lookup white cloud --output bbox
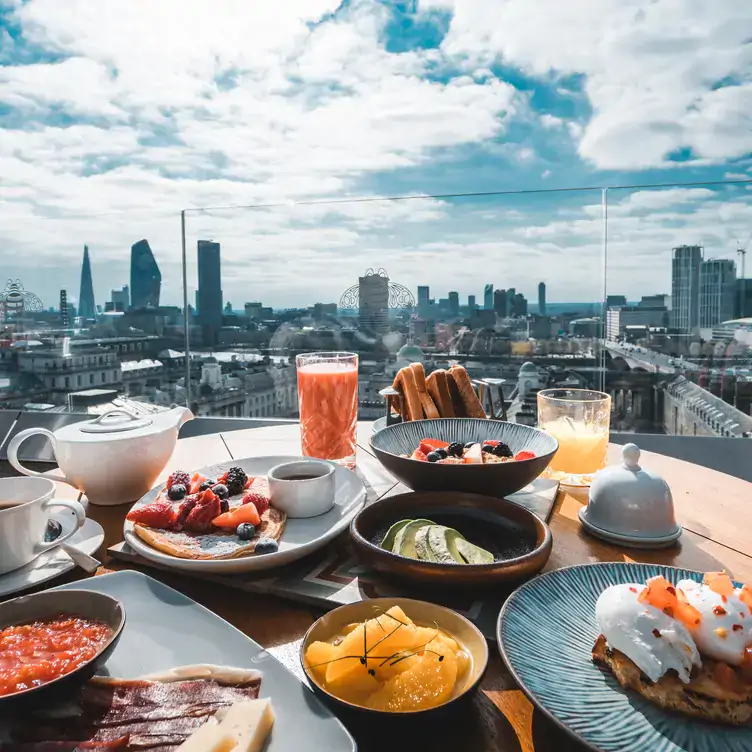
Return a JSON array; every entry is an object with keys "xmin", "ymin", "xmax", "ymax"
[
  {"xmin": 432, "ymin": 0, "xmax": 752, "ymax": 169},
  {"xmin": 540, "ymin": 114, "xmax": 563, "ymax": 130}
]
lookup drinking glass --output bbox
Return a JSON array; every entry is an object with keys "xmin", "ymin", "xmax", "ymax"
[
  {"xmin": 297, "ymin": 352, "xmax": 359, "ymax": 468},
  {"xmin": 537, "ymin": 388, "xmax": 611, "ymax": 482}
]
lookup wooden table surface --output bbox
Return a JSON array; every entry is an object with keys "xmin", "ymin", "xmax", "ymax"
[{"xmin": 6, "ymin": 423, "xmax": 752, "ymax": 752}]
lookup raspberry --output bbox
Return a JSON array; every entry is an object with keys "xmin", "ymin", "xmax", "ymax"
[
  {"xmin": 166, "ymin": 470, "xmax": 191, "ymax": 490},
  {"xmin": 173, "ymin": 497, "xmax": 198, "ymax": 530},
  {"xmin": 242, "ymin": 492, "xmax": 269, "ymax": 516},
  {"xmin": 127, "ymin": 500, "xmax": 176, "ymax": 529},
  {"xmin": 183, "ymin": 493, "xmax": 221, "ymax": 533}
]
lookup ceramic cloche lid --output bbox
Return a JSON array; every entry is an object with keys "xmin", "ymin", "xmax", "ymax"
[{"xmin": 578, "ymin": 443, "xmax": 682, "ymax": 549}]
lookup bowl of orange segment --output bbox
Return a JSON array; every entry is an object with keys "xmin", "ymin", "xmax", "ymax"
[{"xmin": 301, "ymin": 597, "xmax": 488, "ymax": 717}]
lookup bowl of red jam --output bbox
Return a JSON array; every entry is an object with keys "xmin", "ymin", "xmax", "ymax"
[{"xmin": 0, "ymin": 589, "xmax": 125, "ymax": 704}]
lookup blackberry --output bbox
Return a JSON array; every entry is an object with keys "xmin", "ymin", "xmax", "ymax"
[
  {"xmin": 225, "ymin": 466, "xmax": 248, "ymax": 496},
  {"xmin": 447, "ymin": 442, "xmax": 464, "ymax": 457},
  {"xmin": 212, "ymin": 484, "xmax": 229, "ymax": 499},
  {"xmin": 167, "ymin": 483, "xmax": 187, "ymax": 501},
  {"xmin": 492, "ymin": 442, "xmax": 514, "ymax": 458}
]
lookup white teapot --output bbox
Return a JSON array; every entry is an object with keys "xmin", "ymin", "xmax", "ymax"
[{"xmin": 7, "ymin": 407, "xmax": 193, "ymax": 506}]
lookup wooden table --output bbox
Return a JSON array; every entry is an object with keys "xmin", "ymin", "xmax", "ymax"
[{"xmin": 5, "ymin": 423, "xmax": 752, "ymax": 751}]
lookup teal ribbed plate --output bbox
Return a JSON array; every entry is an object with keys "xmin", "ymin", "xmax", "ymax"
[{"xmin": 498, "ymin": 562, "xmax": 749, "ymax": 752}]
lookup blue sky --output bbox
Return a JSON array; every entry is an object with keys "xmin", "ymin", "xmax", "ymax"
[{"xmin": 0, "ymin": 0, "xmax": 750, "ymax": 310}]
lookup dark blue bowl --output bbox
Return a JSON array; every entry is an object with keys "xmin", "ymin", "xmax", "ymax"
[{"xmin": 370, "ymin": 418, "xmax": 558, "ymax": 498}]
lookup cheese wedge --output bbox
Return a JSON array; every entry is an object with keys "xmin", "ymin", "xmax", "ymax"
[
  {"xmin": 176, "ymin": 722, "xmax": 237, "ymax": 752},
  {"xmin": 215, "ymin": 699, "xmax": 275, "ymax": 752}
]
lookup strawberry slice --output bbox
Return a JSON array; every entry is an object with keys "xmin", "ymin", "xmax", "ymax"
[
  {"xmin": 514, "ymin": 450, "xmax": 536, "ymax": 461},
  {"xmin": 410, "ymin": 449, "xmax": 429, "ymax": 462},
  {"xmin": 188, "ymin": 473, "xmax": 207, "ymax": 495},
  {"xmin": 183, "ymin": 491, "xmax": 221, "ymax": 533},
  {"xmin": 483, "ymin": 440, "xmax": 499, "ymax": 447},
  {"xmin": 244, "ymin": 476, "xmax": 257, "ymax": 489},
  {"xmin": 418, "ymin": 438, "xmax": 449, "ymax": 455},
  {"xmin": 127, "ymin": 500, "xmax": 176, "ymax": 529},
  {"xmin": 213, "ymin": 503, "xmax": 261, "ymax": 529}
]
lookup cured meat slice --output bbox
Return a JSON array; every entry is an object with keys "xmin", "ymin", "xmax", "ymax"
[{"xmin": 2, "ymin": 665, "xmax": 261, "ymax": 752}]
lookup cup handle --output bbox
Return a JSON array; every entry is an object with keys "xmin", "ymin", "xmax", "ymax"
[
  {"xmin": 36, "ymin": 498, "xmax": 87, "ymax": 553},
  {"xmin": 6, "ymin": 428, "xmax": 72, "ymax": 485}
]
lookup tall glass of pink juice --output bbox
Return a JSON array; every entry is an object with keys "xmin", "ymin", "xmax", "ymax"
[{"xmin": 296, "ymin": 352, "xmax": 359, "ymax": 468}]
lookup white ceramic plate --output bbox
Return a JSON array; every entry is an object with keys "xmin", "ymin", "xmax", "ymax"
[
  {"xmin": 123, "ymin": 455, "xmax": 367, "ymax": 574},
  {"xmin": 0, "ymin": 514, "xmax": 104, "ymax": 598}
]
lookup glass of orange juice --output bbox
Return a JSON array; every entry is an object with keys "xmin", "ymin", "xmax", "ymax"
[
  {"xmin": 296, "ymin": 352, "xmax": 359, "ymax": 468},
  {"xmin": 537, "ymin": 388, "xmax": 611, "ymax": 483}
]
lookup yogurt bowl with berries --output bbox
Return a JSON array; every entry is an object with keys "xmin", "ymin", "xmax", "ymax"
[{"xmin": 370, "ymin": 418, "xmax": 559, "ymax": 497}]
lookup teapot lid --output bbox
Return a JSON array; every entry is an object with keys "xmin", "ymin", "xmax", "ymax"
[{"xmin": 78, "ymin": 409, "xmax": 153, "ymax": 434}]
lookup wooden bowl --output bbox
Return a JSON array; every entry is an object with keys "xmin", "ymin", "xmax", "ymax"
[
  {"xmin": 370, "ymin": 418, "xmax": 558, "ymax": 497},
  {"xmin": 300, "ymin": 597, "xmax": 488, "ymax": 717},
  {"xmin": 350, "ymin": 491, "xmax": 552, "ymax": 587},
  {"xmin": 0, "ymin": 589, "xmax": 125, "ymax": 707}
]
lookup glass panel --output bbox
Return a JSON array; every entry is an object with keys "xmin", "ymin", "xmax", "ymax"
[
  {"xmin": 0, "ymin": 210, "xmax": 187, "ymax": 414},
  {"xmin": 182, "ymin": 188, "xmax": 605, "ymax": 430},
  {"xmin": 605, "ymin": 181, "xmax": 752, "ymax": 437}
]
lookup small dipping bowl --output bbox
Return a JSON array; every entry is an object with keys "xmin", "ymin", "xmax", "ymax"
[{"xmin": 267, "ymin": 459, "xmax": 336, "ymax": 518}]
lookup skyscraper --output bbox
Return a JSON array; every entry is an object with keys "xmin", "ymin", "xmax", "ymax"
[
  {"xmin": 468, "ymin": 294, "xmax": 476, "ymax": 310},
  {"xmin": 448, "ymin": 291, "xmax": 460, "ymax": 317},
  {"xmin": 700, "ymin": 259, "xmax": 736, "ymax": 327},
  {"xmin": 538, "ymin": 282, "xmax": 546, "ymax": 315},
  {"xmin": 197, "ymin": 240, "xmax": 223, "ymax": 343},
  {"xmin": 111, "ymin": 285, "xmax": 129, "ymax": 311},
  {"xmin": 358, "ymin": 271, "xmax": 389, "ymax": 334},
  {"xmin": 78, "ymin": 245, "xmax": 96, "ymax": 320},
  {"xmin": 417, "ymin": 285, "xmax": 430, "ymax": 318},
  {"xmin": 130, "ymin": 239, "xmax": 161, "ymax": 309},
  {"xmin": 493, "ymin": 289, "xmax": 507, "ymax": 317},
  {"xmin": 59, "ymin": 290, "xmax": 69, "ymax": 328},
  {"xmin": 671, "ymin": 245, "xmax": 703, "ymax": 333},
  {"xmin": 484, "ymin": 284, "xmax": 493, "ymax": 310}
]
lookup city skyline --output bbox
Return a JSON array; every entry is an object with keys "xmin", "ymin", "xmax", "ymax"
[{"xmin": 1, "ymin": 3, "xmax": 750, "ymax": 309}]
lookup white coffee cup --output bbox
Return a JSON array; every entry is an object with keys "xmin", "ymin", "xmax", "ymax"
[
  {"xmin": 0, "ymin": 477, "xmax": 86, "ymax": 575},
  {"xmin": 267, "ymin": 460, "xmax": 336, "ymax": 518}
]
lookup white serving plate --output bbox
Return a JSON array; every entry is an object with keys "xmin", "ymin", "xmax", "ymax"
[{"xmin": 123, "ymin": 455, "xmax": 366, "ymax": 574}]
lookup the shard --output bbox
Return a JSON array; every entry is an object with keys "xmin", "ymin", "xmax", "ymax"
[
  {"xmin": 130, "ymin": 239, "xmax": 161, "ymax": 309},
  {"xmin": 78, "ymin": 245, "xmax": 96, "ymax": 320}
]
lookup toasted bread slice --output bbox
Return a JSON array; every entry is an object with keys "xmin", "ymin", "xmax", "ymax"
[
  {"xmin": 410, "ymin": 363, "xmax": 439, "ymax": 419},
  {"xmin": 394, "ymin": 367, "xmax": 423, "ymax": 421},
  {"xmin": 449, "ymin": 365, "xmax": 486, "ymax": 419},
  {"xmin": 446, "ymin": 370, "xmax": 467, "ymax": 416},
  {"xmin": 592, "ymin": 634, "xmax": 752, "ymax": 725},
  {"xmin": 426, "ymin": 370, "xmax": 455, "ymax": 418}
]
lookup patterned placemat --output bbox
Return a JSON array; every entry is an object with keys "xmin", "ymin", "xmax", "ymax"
[{"xmin": 108, "ymin": 478, "xmax": 560, "ymax": 640}]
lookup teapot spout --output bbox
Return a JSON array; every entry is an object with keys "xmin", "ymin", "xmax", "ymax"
[{"xmin": 167, "ymin": 405, "xmax": 194, "ymax": 429}]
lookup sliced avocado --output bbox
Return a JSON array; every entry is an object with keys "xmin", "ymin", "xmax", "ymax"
[
  {"xmin": 380, "ymin": 519, "xmax": 413, "ymax": 551},
  {"xmin": 455, "ymin": 537, "xmax": 495, "ymax": 565},
  {"xmin": 414, "ymin": 525, "xmax": 437, "ymax": 562},
  {"xmin": 427, "ymin": 525, "xmax": 466, "ymax": 564},
  {"xmin": 393, "ymin": 519, "xmax": 435, "ymax": 559}
]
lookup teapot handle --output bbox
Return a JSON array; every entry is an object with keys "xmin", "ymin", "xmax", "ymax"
[
  {"xmin": 6, "ymin": 428, "xmax": 73, "ymax": 486},
  {"xmin": 89, "ymin": 409, "xmax": 142, "ymax": 425}
]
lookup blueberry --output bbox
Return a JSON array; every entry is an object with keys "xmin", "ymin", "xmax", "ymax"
[
  {"xmin": 236, "ymin": 522, "xmax": 256, "ymax": 541},
  {"xmin": 434, "ymin": 447, "xmax": 448, "ymax": 459},
  {"xmin": 255, "ymin": 538, "xmax": 279, "ymax": 555},
  {"xmin": 199, "ymin": 479, "xmax": 216, "ymax": 491},
  {"xmin": 426, "ymin": 451, "xmax": 441, "ymax": 462},
  {"xmin": 464, "ymin": 441, "xmax": 476, "ymax": 449},
  {"xmin": 212, "ymin": 483, "xmax": 229, "ymax": 499},
  {"xmin": 481, "ymin": 443, "xmax": 496, "ymax": 454},
  {"xmin": 447, "ymin": 442, "xmax": 464, "ymax": 457},
  {"xmin": 493, "ymin": 442, "xmax": 513, "ymax": 458},
  {"xmin": 167, "ymin": 483, "xmax": 186, "ymax": 501}
]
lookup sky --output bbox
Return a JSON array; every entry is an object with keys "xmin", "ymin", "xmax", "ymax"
[{"xmin": 0, "ymin": 0, "xmax": 751, "ymax": 311}]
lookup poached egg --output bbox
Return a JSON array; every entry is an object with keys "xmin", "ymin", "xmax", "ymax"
[
  {"xmin": 596, "ymin": 583, "xmax": 701, "ymax": 684},
  {"xmin": 676, "ymin": 579, "xmax": 752, "ymax": 666}
]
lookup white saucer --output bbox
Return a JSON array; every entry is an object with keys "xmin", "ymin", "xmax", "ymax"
[
  {"xmin": 124, "ymin": 455, "xmax": 367, "ymax": 574},
  {"xmin": 578, "ymin": 506, "xmax": 682, "ymax": 549},
  {"xmin": 0, "ymin": 515, "xmax": 105, "ymax": 598}
]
